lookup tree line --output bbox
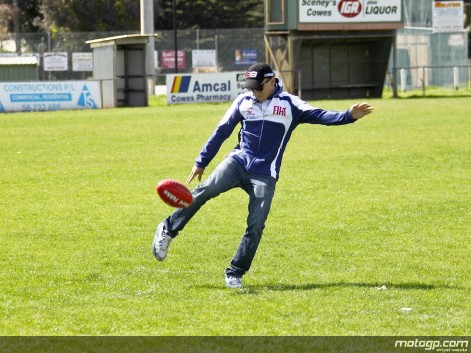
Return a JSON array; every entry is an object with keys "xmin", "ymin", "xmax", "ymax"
[{"xmin": 0, "ymin": 0, "xmax": 264, "ymax": 36}]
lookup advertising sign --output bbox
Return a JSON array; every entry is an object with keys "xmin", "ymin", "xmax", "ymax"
[
  {"xmin": 0, "ymin": 81, "xmax": 101, "ymax": 113},
  {"xmin": 161, "ymin": 50, "xmax": 186, "ymax": 69},
  {"xmin": 433, "ymin": 1, "xmax": 464, "ymax": 33},
  {"xmin": 299, "ymin": 0, "xmax": 402, "ymax": 23},
  {"xmin": 44, "ymin": 52, "xmax": 68, "ymax": 71},
  {"xmin": 72, "ymin": 52, "xmax": 93, "ymax": 71},
  {"xmin": 166, "ymin": 72, "xmax": 246, "ymax": 105},
  {"xmin": 192, "ymin": 50, "xmax": 217, "ymax": 68},
  {"xmin": 235, "ymin": 49, "xmax": 258, "ymax": 66},
  {"xmin": 448, "ymin": 33, "xmax": 465, "ymax": 47}
]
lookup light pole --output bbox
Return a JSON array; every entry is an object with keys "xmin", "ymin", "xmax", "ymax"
[
  {"xmin": 173, "ymin": 0, "xmax": 178, "ymax": 73},
  {"xmin": 140, "ymin": 0, "xmax": 155, "ymax": 96},
  {"xmin": 13, "ymin": 0, "xmax": 20, "ymax": 54}
]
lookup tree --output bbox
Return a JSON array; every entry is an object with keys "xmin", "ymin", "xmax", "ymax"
[
  {"xmin": 0, "ymin": 4, "xmax": 13, "ymax": 39},
  {"xmin": 36, "ymin": 0, "xmax": 139, "ymax": 32},
  {"xmin": 155, "ymin": 0, "xmax": 264, "ymax": 30},
  {"xmin": 1, "ymin": 0, "xmax": 264, "ymax": 34},
  {"xmin": 0, "ymin": 0, "xmax": 41, "ymax": 33}
]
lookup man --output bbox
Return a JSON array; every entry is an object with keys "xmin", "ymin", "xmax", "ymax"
[{"xmin": 153, "ymin": 62, "xmax": 373, "ymax": 289}]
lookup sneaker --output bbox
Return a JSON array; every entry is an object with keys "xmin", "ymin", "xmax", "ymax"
[
  {"xmin": 152, "ymin": 223, "xmax": 172, "ymax": 261},
  {"xmin": 225, "ymin": 275, "xmax": 243, "ymax": 289}
]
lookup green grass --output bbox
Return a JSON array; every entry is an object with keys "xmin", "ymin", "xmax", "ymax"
[{"xmin": 0, "ymin": 96, "xmax": 470, "ymax": 336}]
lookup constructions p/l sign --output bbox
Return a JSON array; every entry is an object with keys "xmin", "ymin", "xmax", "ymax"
[
  {"xmin": 299, "ymin": 0, "xmax": 402, "ymax": 23},
  {"xmin": 0, "ymin": 81, "xmax": 101, "ymax": 113}
]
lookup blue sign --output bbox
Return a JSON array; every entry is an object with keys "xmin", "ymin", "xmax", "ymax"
[
  {"xmin": 77, "ymin": 84, "xmax": 98, "ymax": 108},
  {"xmin": 235, "ymin": 49, "xmax": 258, "ymax": 66},
  {"xmin": 11, "ymin": 93, "xmax": 72, "ymax": 102},
  {"xmin": 0, "ymin": 81, "xmax": 101, "ymax": 113}
]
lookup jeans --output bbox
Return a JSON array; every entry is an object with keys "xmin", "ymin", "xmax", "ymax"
[{"xmin": 163, "ymin": 157, "xmax": 276, "ymax": 278}]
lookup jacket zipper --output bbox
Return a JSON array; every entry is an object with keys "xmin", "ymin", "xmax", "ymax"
[{"xmin": 247, "ymin": 102, "xmax": 267, "ymax": 171}]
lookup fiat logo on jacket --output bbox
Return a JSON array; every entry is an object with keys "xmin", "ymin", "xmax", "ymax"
[{"xmin": 338, "ymin": 0, "xmax": 362, "ymax": 18}]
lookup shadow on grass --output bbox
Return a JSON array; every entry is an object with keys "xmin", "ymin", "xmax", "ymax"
[
  {"xmin": 198, "ymin": 281, "xmax": 462, "ymax": 294},
  {"xmin": 393, "ymin": 94, "xmax": 471, "ymax": 99},
  {"xmin": 250, "ymin": 281, "xmax": 458, "ymax": 291}
]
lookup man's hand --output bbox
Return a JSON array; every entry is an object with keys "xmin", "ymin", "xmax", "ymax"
[
  {"xmin": 349, "ymin": 102, "xmax": 374, "ymax": 120},
  {"xmin": 187, "ymin": 165, "xmax": 205, "ymax": 184}
]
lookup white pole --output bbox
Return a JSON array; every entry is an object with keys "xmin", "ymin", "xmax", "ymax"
[
  {"xmin": 422, "ymin": 67, "xmax": 427, "ymax": 97},
  {"xmin": 400, "ymin": 68, "xmax": 406, "ymax": 92},
  {"xmin": 140, "ymin": 0, "xmax": 155, "ymax": 97},
  {"xmin": 468, "ymin": 60, "xmax": 471, "ymax": 90},
  {"xmin": 453, "ymin": 66, "xmax": 459, "ymax": 90},
  {"xmin": 13, "ymin": 0, "xmax": 20, "ymax": 54}
]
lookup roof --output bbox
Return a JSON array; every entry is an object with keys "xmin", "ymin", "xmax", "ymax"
[
  {"xmin": 0, "ymin": 56, "xmax": 38, "ymax": 65},
  {"xmin": 86, "ymin": 34, "xmax": 160, "ymax": 48}
]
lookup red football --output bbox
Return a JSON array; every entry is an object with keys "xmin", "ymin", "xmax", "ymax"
[{"xmin": 156, "ymin": 179, "xmax": 193, "ymax": 208}]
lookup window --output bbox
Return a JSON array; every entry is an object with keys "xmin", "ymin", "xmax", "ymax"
[{"xmin": 266, "ymin": 0, "xmax": 285, "ymax": 25}]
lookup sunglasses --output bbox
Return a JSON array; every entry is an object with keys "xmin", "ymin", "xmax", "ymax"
[{"xmin": 250, "ymin": 79, "xmax": 270, "ymax": 92}]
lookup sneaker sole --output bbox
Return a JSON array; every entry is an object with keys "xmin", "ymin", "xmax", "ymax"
[
  {"xmin": 225, "ymin": 278, "xmax": 243, "ymax": 289},
  {"xmin": 226, "ymin": 284, "xmax": 243, "ymax": 289},
  {"xmin": 152, "ymin": 223, "xmax": 167, "ymax": 261}
]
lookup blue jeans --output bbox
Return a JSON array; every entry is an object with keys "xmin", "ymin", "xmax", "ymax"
[{"xmin": 162, "ymin": 157, "xmax": 276, "ymax": 278}]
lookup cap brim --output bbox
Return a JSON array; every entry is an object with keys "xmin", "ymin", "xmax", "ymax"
[{"xmin": 243, "ymin": 79, "xmax": 260, "ymax": 89}]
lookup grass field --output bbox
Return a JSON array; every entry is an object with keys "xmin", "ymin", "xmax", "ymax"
[{"xmin": 1, "ymin": 96, "xmax": 470, "ymax": 336}]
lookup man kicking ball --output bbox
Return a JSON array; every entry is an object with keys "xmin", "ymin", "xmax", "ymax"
[{"xmin": 153, "ymin": 62, "xmax": 374, "ymax": 288}]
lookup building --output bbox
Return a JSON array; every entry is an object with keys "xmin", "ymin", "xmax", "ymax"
[{"xmin": 264, "ymin": 0, "xmax": 469, "ymax": 98}]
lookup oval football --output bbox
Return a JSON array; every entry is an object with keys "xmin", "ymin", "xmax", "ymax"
[{"xmin": 156, "ymin": 179, "xmax": 193, "ymax": 208}]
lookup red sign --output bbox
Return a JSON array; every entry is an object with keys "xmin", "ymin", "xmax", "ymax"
[
  {"xmin": 161, "ymin": 50, "xmax": 186, "ymax": 69},
  {"xmin": 338, "ymin": 0, "xmax": 362, "ymax": 18}
]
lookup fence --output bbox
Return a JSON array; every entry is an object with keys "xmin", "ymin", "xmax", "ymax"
[
  {"xmin": 2, "ymin": 28, "xmax": 471, "ymax": 97},
  {"xmin": 390, "ymin": 26, "xmax": 471, "ymax": 96},
  {"xmin": 404, "ymin": 65, "xmax": 469, "ymax": 89},
  {"xmin": 0, "ymin": 29, "xmax": 266, "ymax": 83},
  {"xmin": 387, "ymin": 63, "xmax": 471, "ymax": 93}
]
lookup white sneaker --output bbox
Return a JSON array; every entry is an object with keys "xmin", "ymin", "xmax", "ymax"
[
  {"xmin": 152, "ymin": 223, "xmax": 172, "ymax": 261},
  {"xmin": 225, "ymin": 275, "xmax": 243, "ymax": 289}
]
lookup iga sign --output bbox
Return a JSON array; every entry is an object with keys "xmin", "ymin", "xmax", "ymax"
[
  {"xmin": 166, "ymin": 72, "xmax": 246, "ymax": 105},
  {"xmin": 299, "ymin": 0, "xmax": 402, "ymax": 23}
]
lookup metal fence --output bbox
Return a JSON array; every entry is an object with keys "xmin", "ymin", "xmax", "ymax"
[
  {"xmin": 389, "ymin": 27, "xmax": 471, "ymax": 95},
  {"xmin": 398, "ymin": 65, "xmax": 471, "ymax": 91},
  {"xmin": 0, "ymin": 29, "xmax": 266, "ymax": 83},
  {"xmin": 387, "ymin": 64, "xmax": 471, "ymax": 92},
  {"xmin": 2, "ymin": 28, "xmax": 470, "ymax": 97}
]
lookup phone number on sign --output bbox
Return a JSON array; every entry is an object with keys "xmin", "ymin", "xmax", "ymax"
[{"xmin": 22, "ymin": 103, "xmax": 62, "ymax": 112}]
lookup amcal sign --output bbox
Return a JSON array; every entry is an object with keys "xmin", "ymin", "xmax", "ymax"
[
  {"xmin": 170, "ymin": 76, "xmax": 231, "ymax": 94},
  {"xmin": 338, "ymin": 0, "xmax": 362, "ymax": 18},
  {"xmin": 166, "ymin": 72, "xmax": 245, "ymax": 105}
]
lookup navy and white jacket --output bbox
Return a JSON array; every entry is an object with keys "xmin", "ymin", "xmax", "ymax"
[{"xmin": 195, "ymin": 79, "xmax": 356, "ymax": 180}]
